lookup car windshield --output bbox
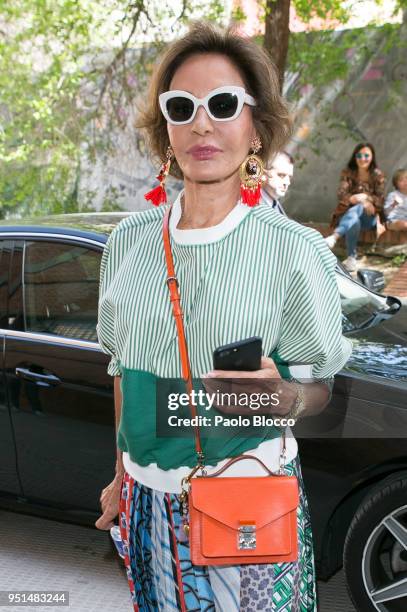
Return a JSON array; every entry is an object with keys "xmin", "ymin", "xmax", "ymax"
[{"xmin": 338, "ymin": 271, "xmax": 388, "ymax": 332}]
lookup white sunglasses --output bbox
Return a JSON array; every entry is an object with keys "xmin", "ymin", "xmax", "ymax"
[{"xmin": 159, "ymin": 86, "xmax": 256, "ymax": 125}]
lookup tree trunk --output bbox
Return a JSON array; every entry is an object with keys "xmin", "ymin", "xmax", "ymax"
[{"xmin": 263, "ymin": 0, "xmax": 291, "ymax": 92}]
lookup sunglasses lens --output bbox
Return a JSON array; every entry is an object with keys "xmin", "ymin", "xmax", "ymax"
[
  {"xmin": 166, "ymin": 97, "xmax": 194, "ymax": 123},
  {"xmin": 208, "ymin": 92, "xmax": 239, "ymax": 119}
]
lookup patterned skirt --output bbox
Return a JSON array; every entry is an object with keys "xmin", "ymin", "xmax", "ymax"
[{"xmin": 119, "ymin": 456, "xmax": 317, "ymax": 612}]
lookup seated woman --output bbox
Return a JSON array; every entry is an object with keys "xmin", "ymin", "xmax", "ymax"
[
  {"xmin": 384, "ymin": 168, "xmax": 407, "ymax": 231},
  {"xmin": 325, "ymin": 143, "xmax": 385, "ymax": 271}
]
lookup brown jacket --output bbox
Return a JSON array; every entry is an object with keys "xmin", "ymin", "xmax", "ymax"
[{"xmin": 330, "ymin": 167, "xmax": 386, "ymax": 230}]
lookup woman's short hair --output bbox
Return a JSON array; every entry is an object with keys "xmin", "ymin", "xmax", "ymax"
[
  {"xmin": 137, "ymin": 21, "xmax": 292, "ymax": 179},
  {"xmin": 392, "ymin": 168, "xmax": 407, "ymax": 189},
  {"xmin": 347, "ymin": 142, "xmax": 378, "ymax": 175}
]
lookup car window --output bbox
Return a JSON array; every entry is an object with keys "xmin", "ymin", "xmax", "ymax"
[
  {"xmin": 0, "ymin": 240, "xmax": 10, "ymax": 328},
  {"xmin": 0, "ymin": 240, "xmax": 24, "ymax": 331},
  {"xmin": 24, "ymin": 241, "xmax": 100, "ymax": 342},
  {"xmin": 337, "ymin": 272, "xmax": 388, "ymax": 332}
]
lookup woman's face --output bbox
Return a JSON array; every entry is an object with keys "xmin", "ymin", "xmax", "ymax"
[
  {"xmin": 355, "ymin": 146, "xmax": 373, "ymax": 171},
  {"xmin": 166, "ymin": 53, "xmax": 257, "ymax": 184}
]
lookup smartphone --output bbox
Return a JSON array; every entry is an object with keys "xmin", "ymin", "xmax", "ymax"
[{"xmin": 213, "ymin": 336, "xmax": 262, "ymax": 371}]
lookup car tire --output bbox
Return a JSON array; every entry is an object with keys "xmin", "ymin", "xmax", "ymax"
[{"xmin": 344, "ymin": 475, "xmax": 407, "ymax": 612}]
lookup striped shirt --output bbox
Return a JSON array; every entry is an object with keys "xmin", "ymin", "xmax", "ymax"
[{"xmin": 97, "ymin": 192, "xmax": 352, "ymax": 492}]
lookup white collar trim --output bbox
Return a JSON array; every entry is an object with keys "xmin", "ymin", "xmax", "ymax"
[{"xmin": 169, "ymin": 191, "xmax": 251, "ymax": 245}]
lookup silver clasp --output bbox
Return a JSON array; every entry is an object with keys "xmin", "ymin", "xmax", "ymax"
[{"xmin": 238, "ymin": 524, "xmax": 256, "ymax": 550}]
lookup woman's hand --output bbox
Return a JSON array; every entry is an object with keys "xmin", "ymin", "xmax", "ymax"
[
  {"xmin": 202, "ymin": 356, "xmax": 297, "ymax": 416},
  {"xmin": 350, "ymin": 193, "xmax": 370, "ymax": 205},
  {"xmin": 363, "ymin": 201, "xmax": 376, "ymax": 216},
  {"xmin": 95, "ymin": 470, "xmax": 124, "ymax": 530}
]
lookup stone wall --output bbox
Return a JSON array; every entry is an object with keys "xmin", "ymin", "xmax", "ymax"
[
  {"xmin": 79, "ymin": 25, "xmax": 407, "ymax": 221},
  {"xmin": 284, "ymin": 25, "xmax": 407, "ymax": 222}
]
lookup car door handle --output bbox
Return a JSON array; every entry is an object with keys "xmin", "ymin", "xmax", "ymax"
[{"xmin": 15, "ymin": 367, "xmax": 61, "ymax": 387}]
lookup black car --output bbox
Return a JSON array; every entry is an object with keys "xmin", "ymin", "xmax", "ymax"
[{"xmin": 0, "ymin": 213, "xmax": 406, "ymax": 612}]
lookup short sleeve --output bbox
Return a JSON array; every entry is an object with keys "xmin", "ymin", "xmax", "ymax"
[
  {"xmin": 97, "ymin": 231, "xmax": 122, "ymax": 377},
  {"xmin": 275, "ymin": 233, "xmax": 352, "ymax": 380}
]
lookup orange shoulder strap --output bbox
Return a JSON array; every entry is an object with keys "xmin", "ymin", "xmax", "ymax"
[{"xmin": 163, "ymin": 206, "xmax": 204, "ymax": 461}]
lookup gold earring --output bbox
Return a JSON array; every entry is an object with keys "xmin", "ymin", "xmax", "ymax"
[{"xmin": 239, "ymin": 137, "xmax": 264, "ymax": 207}]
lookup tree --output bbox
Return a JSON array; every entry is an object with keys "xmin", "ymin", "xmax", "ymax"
[
  {"xmin": 0, "ymin": 0, "xmax": 225, "ymax": 218},
  {"xmin": 264, "ymin": 0, "xmax": 291, "ymax": 91},
  {"xmin": 261, "ymin": 0, "xmax": 407, "ymax": 91},
  {"xmin": 263, "ymin": 0, "xmax": 352, "ymax": 91},
  {"xmin": 1, "ymin": 0, "xmax": 405, "ymax": 217}
]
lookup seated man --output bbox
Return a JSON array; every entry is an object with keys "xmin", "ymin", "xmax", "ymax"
[
  {"xmin": 384, "ymin": 168, "xmax": 407, "ymax": 231},
  {"xmin": 261, "ymin": 150, "xmax": 294, "ymax": 216}
]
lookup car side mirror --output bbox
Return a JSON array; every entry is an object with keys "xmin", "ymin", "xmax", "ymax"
[{"xmin": 357, "ymin": 268, "xmax": 385, "ymax": 293}]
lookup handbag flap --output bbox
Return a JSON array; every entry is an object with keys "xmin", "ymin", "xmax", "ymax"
[{"xmin": 190, "ymin": 475, "xmax": 299, "ymax": 531}]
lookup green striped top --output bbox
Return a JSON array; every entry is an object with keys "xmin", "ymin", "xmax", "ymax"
[{"xmin": 97, "ymin": 194, "xmax": 352, "ymax": 475}]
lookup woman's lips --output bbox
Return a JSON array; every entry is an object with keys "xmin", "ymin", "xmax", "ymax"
[{"xmin": 187, "ymin": 145, "xmax": 222, "ymax": 160}]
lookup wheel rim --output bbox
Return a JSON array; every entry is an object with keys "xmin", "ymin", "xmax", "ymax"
[{"xmin": 362, "ymin": 504, "xmax": 407, "ymax": 611}]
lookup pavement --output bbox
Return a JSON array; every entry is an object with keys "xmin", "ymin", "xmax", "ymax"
[
  {"xmin": 385, "ymin": 260, "xmax": 407, "ymax": 298},
  {"xmin": 0, "ymin": 509, "xmax": 356, "ymax": 612}
]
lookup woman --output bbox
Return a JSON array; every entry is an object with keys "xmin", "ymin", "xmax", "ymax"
[
  {"xmin": 95, "ymin": 22, "xmax": 351, "ymax": 611},
  {"xmin": 325, "ymin": 143, "xmax": 386, "ymax": 271}
]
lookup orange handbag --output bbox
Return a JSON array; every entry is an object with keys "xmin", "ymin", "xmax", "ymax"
[{"xmin": 163, "ymin": 206, "xmax": 299, "ymax": 566}]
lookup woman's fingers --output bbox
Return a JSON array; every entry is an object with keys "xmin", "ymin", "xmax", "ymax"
[
  {"xmin": 100, "ymin": 482, "xmax": 116, "ymax": 505},
  {"xmin": 95, "ymin": 477, "xmax": 122, "ymax": 530},
  {"xmin": 95, "ymin": 509, "xmax": 116, "ymax": 531},
  {"xmin": 202, "ymin": 357, "xmax": 290, "ymax": 415},
  {"xmin": 260, "ymin": 356, "xmax": 281, "ymax": 375},
  {"xmin": 95, "ymin": 488, "xmax": 119, "ymax": 529},
  {"xmin": 95, "ymin": 497, "xmax": 119, "ymax": 530}
]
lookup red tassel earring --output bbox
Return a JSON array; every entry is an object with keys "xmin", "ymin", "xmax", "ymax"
[
  {"xmin": 239, "ymin": 136, "xmax": 265, "ymax": 207},
  {"xmin": 144, "ymin": 146, "xmax": 173, "ymax": 206}
]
